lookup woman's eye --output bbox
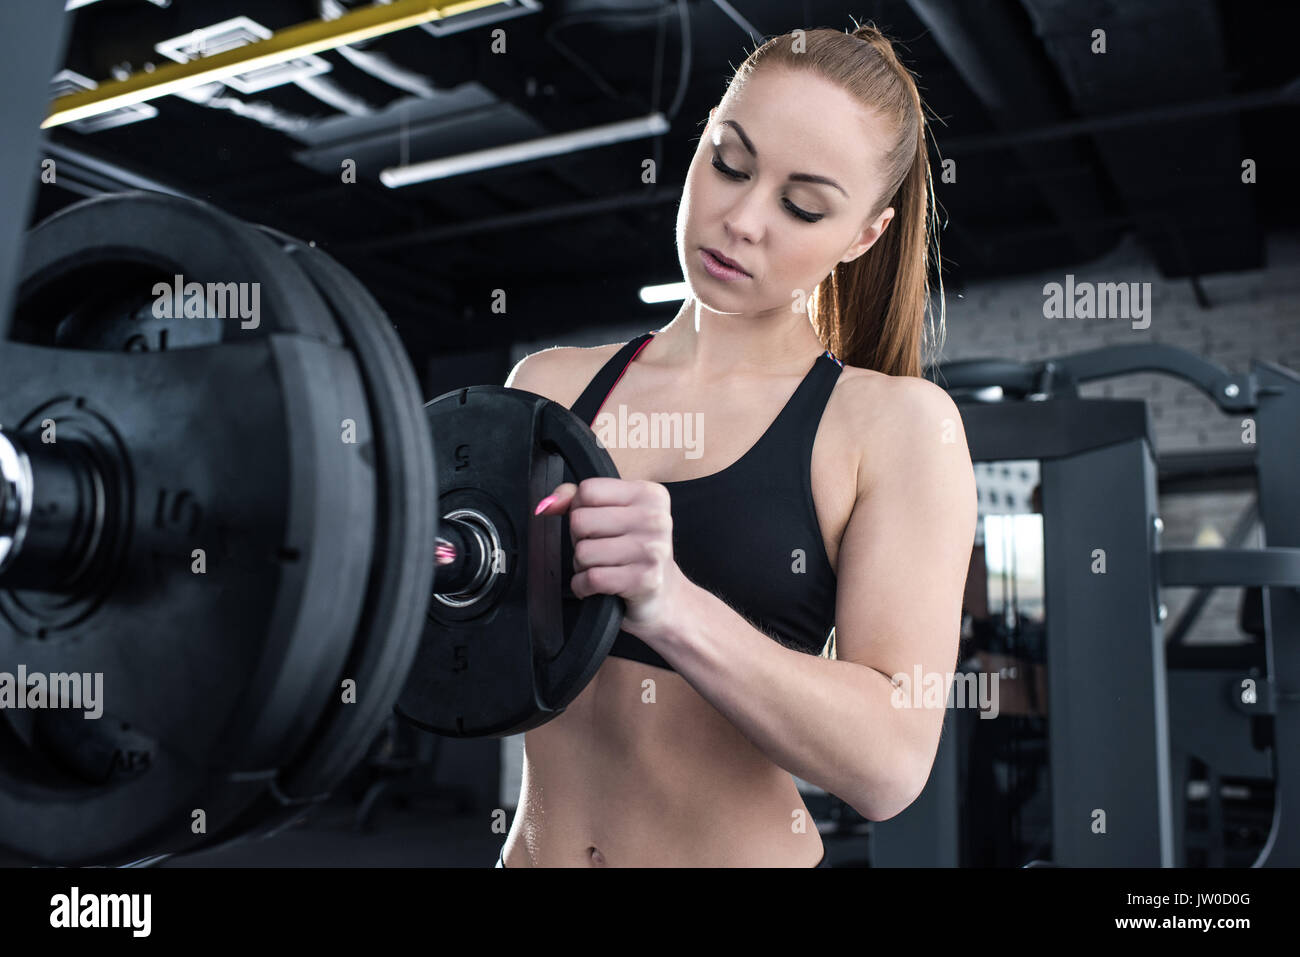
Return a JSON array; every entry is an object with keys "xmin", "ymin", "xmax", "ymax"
[
  {"xmin": 711, "ymin": 155, "xmax": 744, "ymax": 180},
  {"xmin": 784, "ymin": 200, "xmax": 823, "ymax": 223},
  {"xmin": 711, "ymin": 154, "xmax": 824, "ymax": 224}
]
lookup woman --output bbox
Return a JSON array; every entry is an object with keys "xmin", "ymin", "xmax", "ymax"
[{"xmin": 497, "ymin": 22, "xmax": 976, "ymax": 867}]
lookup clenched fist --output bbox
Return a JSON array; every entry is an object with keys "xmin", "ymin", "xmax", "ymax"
[{"xmin": 534, "ymin": 477, "xmax": 688, "ymax": 641}]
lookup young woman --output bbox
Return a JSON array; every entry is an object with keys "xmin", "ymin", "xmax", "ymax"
[{"xmin": 497, "ymin": 23, "xmax": 976, "ymax": 867}]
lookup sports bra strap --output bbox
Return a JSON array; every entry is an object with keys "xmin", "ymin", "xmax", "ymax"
[{"xmin": 569, "ymin": 332, "xmax": 656, "ymax": 424}]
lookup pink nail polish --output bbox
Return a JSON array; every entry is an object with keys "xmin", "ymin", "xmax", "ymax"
[{"xmin": 534, "ymin": 494, "xmax": 557, "ymax": 515}]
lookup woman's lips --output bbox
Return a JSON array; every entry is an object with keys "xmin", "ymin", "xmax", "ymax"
[{"xmin": 700, "ymin": 248, "xmax": 750, "ymax": 281}]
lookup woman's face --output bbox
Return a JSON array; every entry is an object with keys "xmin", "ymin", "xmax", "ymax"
[{"xmin": 676, "ymin": 65, "xmax": 897, "ymax": 317}]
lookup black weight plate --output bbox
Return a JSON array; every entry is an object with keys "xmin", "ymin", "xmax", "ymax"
[
  {"xmin": 248, "ymin": 226, "xmax": 436, "ymax": 805},
  {"xmin": 0, "ymin": 195, "xmax": 374, "ymax": 864},
  {"xmin": 11, "ymin": 191, "xmax": 342, "ymax": 347},
  {"xmin": 396, "ymin": 386, "xmax": 623, "ymax": 737}
]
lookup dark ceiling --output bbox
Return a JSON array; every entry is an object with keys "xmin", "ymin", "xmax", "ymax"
[{"xmin": 32, "ymin": 0, "xmax": 1300, "ymax": 369}]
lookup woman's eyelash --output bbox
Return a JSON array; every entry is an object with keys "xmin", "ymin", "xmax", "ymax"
[
  {"xmin": 710, "ymin": 154, "xmax": 824, "ymax": 223},
  {"xmin": 711, "ymin": 154, "xmax": 745, "ymax": 180}
]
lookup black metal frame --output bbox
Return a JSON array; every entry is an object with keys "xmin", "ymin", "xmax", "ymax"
[
  {"xmin": 0, "ymin": 2, "xmax": 70, "ymax": 341},
  {"xmin": 876, "ymin": 345, "xmax": 1299, "ymax": 866}
]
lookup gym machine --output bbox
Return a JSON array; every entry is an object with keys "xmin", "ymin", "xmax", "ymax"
[{"xmin": 871, "ymin": 345, "xmax": 1300, "ymax": 866}]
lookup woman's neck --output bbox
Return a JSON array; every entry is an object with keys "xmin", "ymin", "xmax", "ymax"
[{"xmin": 649, "ymin": 299, "xmax": 826, "ymax": 378}]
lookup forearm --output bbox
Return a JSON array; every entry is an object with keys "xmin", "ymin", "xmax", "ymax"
[{"xmin": 638, "ymin": 573, "xmax": 923, "ymax": 821}]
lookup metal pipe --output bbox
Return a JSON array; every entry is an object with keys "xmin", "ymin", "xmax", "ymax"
[
  {"xmin": 339, "ymin": 183, "xmax": 682, "ymax": 251},
  {"xmin": 44, "ymin": 0, "xmax": 509, "ymax": 128},
  {"xmin": 319, "ymin": 0, "xmax": 444, "ymax": 98},
  {"xmin": 941, "ymin": 79, "xmax": 1300, "ymax": 154},
  {"xmin": 1166, "ymin": 500, "xmax": 1259, "ymax": 646}
]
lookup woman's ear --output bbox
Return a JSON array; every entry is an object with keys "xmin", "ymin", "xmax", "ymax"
[{"xmin": 842, "ymin": 207, "xmax": 896, "ymax": 263}]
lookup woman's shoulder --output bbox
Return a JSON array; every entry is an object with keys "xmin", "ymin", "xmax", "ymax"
[
  {"xmin": 826, "ymin": 363, "xmax": 967, "ymax": 486},
  {"xmin": 832, "ymin": 358, "xmax": 956, "ymax": 418},
  {"xmin": 504, "ymin": 340, "xmax": 628, "ymax": 407}
]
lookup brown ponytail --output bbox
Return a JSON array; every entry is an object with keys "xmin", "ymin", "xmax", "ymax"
[{"xmin": 728, "ymin": 21, "xmax": 945, "ymax": 377}]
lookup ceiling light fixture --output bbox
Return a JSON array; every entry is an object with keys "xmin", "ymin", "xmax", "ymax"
[
  {"xmin": 45, "ymin": 0, "xmax": 509, "ymax": 129},
  {"xmin": 380, "ymin": 112, "xmax": 670, "ymax": 187}
]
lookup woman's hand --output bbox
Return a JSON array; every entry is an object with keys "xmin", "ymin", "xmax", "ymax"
[{"xmin": 534, "ymin": 477, "xmax": 687, "ymax": 641}]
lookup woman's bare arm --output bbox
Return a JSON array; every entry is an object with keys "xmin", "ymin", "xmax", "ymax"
[{"xmin": 642, "ymin": 375, "xmax": 978, "ymax": 820}]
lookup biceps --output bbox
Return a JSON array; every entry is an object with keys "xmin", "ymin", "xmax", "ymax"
[{"xmin": 833, "ymin": 465, "xmax": 975, "ymax": 679}]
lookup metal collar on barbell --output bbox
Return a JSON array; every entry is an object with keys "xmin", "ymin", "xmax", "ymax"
[
  {"xmin": 434, "ymin": 509, "xmax": 504, "ymax": 608},
  {"xmin": 0, "ymin": 430, "xmax": 33, "ymax": 575}
]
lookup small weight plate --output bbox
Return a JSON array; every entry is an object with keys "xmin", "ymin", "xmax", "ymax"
[{"xmin": 396, "ymin": 387, "xmax": 623, "ymax": 737}]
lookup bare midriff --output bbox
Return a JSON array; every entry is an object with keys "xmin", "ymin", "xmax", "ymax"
[{"xmin": 500, "ymin": 654, "xmax": 826, "ymax": 867}]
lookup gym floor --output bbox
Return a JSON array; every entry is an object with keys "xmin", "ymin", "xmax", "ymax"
[{"xmin": 0, "ymin": 796, "xmax": 500, "ymax": 869}]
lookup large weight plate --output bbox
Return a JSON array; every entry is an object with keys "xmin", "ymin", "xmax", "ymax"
[
  {"xmin": 396, "ymin": 386, "xmax": 624, "ymax": 737},
  {"xmin": 0, "ymin": 194, "xmax": 375, "ymax": 864},
  {"xmin": 10, "ymin": 191, "xmax": 342, "ymax": 348},
  {"xmin": 248, "ymin": 226, "xmax": 436, "ymax": 807}
]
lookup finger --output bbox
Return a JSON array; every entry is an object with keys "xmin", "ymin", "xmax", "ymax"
[
  {"xmin": 533, "ymin": 482, "xmax": 577, "ymax": 515},
  {"xmin": 572, "ymin": 535, "xmax": 643, "ymax": 573},
  {"xmin": 572, "ymin": 477, "xmax": 664, "ymax": 508},
  {"xmin": 572, "ymin": 563, "xmax": 660, "ymax": 600},
  {"xmin": 569, "ymin": 503, "xmax": 663, "ymax": 541},
  {"xmin": 571, "ymin": 564, "xmax": 635, "ymax": 600}
]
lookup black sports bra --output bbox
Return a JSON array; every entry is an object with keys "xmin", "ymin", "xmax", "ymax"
[{"xmin": 564, "ymin": 332, "xmax": 842, "ymax": 672}]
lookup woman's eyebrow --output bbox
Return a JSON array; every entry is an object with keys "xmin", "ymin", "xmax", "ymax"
[{"xmin": 719, "ymin": 119, "xmax": 850, "ymax": 198}]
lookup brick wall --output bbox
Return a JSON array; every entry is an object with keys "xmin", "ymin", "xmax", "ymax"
[
  {"xmin": 942, "ymin": 230, "xmax": 1298, "ymax": 648},
  {"xmin": 942, "ymin": 231, "xmax": 1300, "ymax": 451}
]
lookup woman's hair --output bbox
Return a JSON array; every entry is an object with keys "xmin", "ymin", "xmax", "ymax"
[{"xmin": 726, "ymin": 21, "xmax": 945, "ymax": 378}]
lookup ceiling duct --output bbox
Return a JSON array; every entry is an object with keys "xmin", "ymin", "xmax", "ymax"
[
  {"xmin": 906, "ymin": 0, "xmax": 1119, "ymax": 264},
  {"xmin": 1017, "ymin": 0, "xmax": 1261, "ymax": 276},
  {"xmin": 49, "ymin": 69, "xmax": 157, "ymax": 133}
]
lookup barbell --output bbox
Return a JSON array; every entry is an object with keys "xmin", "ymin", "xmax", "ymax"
[{"xmin": 0, "ymin": 191, "xmax": 623, "ymax": 865}]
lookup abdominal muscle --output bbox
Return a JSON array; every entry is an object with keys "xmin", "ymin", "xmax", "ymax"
[{"xmin": 500, "ymin": 654, "xmax": 826, "ymax": 867}]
